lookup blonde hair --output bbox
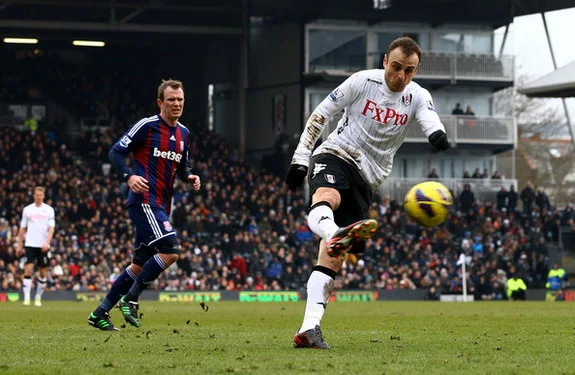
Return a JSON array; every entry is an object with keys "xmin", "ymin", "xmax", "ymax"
[
  {"xmin": 157, "ymin": 79, "xmax": 184, "ymax": 101},
  {"xmin": 34, "ymin": 186, "xmax": 45, "ymax": 193}
]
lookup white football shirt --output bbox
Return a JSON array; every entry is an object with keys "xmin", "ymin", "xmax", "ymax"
[
  {"xmin": 20, "ymin": 203, "xmax": 56, "ymax": 247},
  {"xmin": 292, "ymin": 69, "xmax": 446, "ymax": 190}
]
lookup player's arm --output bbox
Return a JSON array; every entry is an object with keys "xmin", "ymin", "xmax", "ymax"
[
  {"xmin": 415, "ymin": 89, "xmax": 450, "ymax": 151},
  {"xmin": 109, "ymin": 119, "xmax": 150, "ymax": 193},
  {"xmin": 18, "ymin": 207, "xmax": 27, "ymax": 252},
  {"xmin": 42, "ymin": 208, "xmax": 55, "ymax": 252},
  {"xmin": 177, "ymin": 136, "xmax": 201, "ymax": 191},
  {"xmin": 286, "ymin": 73, "xmax": 360, "ymax": 190}
]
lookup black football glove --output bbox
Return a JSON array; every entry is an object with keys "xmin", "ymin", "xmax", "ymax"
[
  {"xmin": 285, "ymin": 164, "xmax": 308, "ymax": 191},
  {"xmin": 428, "ymin": 130, "xmax": 450, "ymax": 151}
]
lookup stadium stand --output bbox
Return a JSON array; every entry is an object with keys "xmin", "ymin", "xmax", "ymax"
[{"xmin": 1, "ymin": 125, "xmax": 572, "ymax": 299}]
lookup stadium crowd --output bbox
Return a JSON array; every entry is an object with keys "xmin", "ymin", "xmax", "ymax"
[{"xmin": 0, "ymin": 127, "xmax": 573, "ymax": 300}]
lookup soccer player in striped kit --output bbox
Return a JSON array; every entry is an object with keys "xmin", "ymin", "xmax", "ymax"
[
  {"xmin": 88, "ymin": 79, "xmax": 201, "ymax": 331},
  {"xmin": 286, "ymin": 37, "xmax": 450, "ymax": 348}
]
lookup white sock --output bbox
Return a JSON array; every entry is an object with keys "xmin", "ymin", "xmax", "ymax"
[
  {"xmin": 35, "ymin": 278, "xmax": 47, "ymax": 300},
  {"xmin": 299, "ymin": 270, "xmax": 335, "ymax": 333},
  {"xmin": 308, "ymin": 204, "xmax": 339, "ymax": 241},
  {"xmin": 23, "ymin": 277, "xmax": 32, "ymax": 301}
]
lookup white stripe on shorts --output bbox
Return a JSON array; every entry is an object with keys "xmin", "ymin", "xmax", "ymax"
[{"xmin": 142, "ymin": 203, "xmax": 162, "ymax": 239}]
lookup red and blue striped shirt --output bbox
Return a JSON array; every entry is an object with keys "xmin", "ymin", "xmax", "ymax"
[{"xmin": 111, "ymin": 114, "xmax": 192, "ymax": 213}]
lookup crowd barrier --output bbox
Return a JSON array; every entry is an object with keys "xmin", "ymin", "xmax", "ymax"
[{"xmin": 0, "ymin": 289, "xmax": 569, "ymax": 303}]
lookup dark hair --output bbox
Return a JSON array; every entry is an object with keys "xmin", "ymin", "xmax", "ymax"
[
  {"xmin": 157, "ymin": 79, "xmax": 184, "ymax": 101},
  {"xmin": 387, "ymin": 37, "xmax": 422, "ymax": 63}
]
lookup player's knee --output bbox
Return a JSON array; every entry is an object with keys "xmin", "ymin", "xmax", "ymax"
[
  {"xmin": 159, "ymin": 253, "xmax": 179, "ymax": 265},
  {"xmin": 156, "ymin": 236, "xmax": 181, "ymax": 255},
  {"xmin": 128, "ymin": 263, "xmax": 143, "ymax": 275},
  {"xmin": 312, "ymin": 187, "xmax": 341, "ymax": 210},
  {"xmin": 132, "ymin": 245, "xmax": 157, "ymax": 267}
]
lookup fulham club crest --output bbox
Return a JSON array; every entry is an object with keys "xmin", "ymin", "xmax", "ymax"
[
  {"xmin": 402, "ymin": 94, "xmax": 412, "ymax": 106},
  {"xmin": 324, "ymin": 174, "xmax": 336, "ymax": 184}
]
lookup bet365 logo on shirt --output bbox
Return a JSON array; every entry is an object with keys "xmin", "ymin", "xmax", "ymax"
[{"xmin": 153, "ymin": 147, "xmax": 182, "ymax": 162}]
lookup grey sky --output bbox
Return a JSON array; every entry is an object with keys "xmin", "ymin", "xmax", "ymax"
[{"xmin": 494, "ymin": 7, "xmax": 575, "ymax": 133}]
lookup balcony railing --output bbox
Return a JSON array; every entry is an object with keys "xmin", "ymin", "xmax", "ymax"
[
  {"xmin": 417, "ymin": 52, "xmax": 514, "ymax": 81},
  {"xmin": 379, "ymin": 177, "xmax": 518, "ymax": 206},
  {"xmin": 405, "ymin": 115, "xmax": 516, "ymax": 146},
  {"xmin": 308, "ymin": 52, "xmax": 514, "ymax": 82}
]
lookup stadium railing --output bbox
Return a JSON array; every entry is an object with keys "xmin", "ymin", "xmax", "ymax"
[
  {"xmin": 379, "ymin": 177, "xmax": 518, "ymax": 204},
  {"xmin": 309, "ymin": 52, "xmax": 514, "ymax": 82},
  {"xmin": 404, "ymin": 115, "xmax": 516, "ymax": 146},
  {"xmin": 417, "ymin": 52, "xmax": 514, "ymax": 81}
]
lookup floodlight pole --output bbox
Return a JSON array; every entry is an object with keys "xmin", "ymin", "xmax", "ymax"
[
  {"xmin": 541, "ymin": 12, "xmax": 575, "ymax": 148},
  {"xmin": 238, "ymin": 0, "xmax": 249, "ymax": 153}
]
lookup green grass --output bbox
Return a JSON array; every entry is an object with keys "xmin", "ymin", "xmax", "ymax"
[{"xmin": 0, "ymin": 301, "xmax": 574, "ymax": 374}]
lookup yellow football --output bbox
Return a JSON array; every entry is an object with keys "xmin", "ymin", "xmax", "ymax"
[{"xmin": 403, "ymin": 181, "xmax": 453, "ymax": 227}]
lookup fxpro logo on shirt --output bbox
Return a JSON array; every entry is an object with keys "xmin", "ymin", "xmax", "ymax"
[
  {"xmin": 361, "ymin": 99, "xmax": 409, "ymax": 125},
  {"xmin": 153, "ymin": 147, "xmax": 182, "ymax": 162}
]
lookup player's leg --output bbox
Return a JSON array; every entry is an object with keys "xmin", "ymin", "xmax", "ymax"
[
  {"xmin": 327, "ymin": 175, "xmax": 377, "ymax": 256},
  {"xmin": 119, "ymin": 204, "xmax": 179, "ymax": 327},
  {"xmin": 89, "ymin": 247, "xmax": 152, "ymax": 330},
  {"xmin": 306, "ymin": 155, "xmax": 376, "ymax": 256},
  {"xmin": 88, "ymin": 209, "xmax": 150, "ymax": 331},
  {"xmin": 88, "ymin": 262, "xmax": 142, "ymax": 331},
  {"xmin": 295, "ymin": 157, "xmax": 377, "ymax": 348},
  {"xmin": 22, "ymin": 247, "xmax": 38, "ymax": 306},
  {"xmin": 294, "ymin": 240, "xmax": 343, "ymax": 349},
  {"xmin": 120, "ymin": 239, "xmax": 179, "ymax": 327},
  {"xmin": 34, "ymin": 253, "xmax": 49, "ymax": 306}
]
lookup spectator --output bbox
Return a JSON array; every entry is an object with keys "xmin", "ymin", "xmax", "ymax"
[
  {"xmin": 452, "ymin": 103, "xmax": 464, "ymax": 115},
  {"xmin": 535, "ymin": 188, "xmax": 550, "ymax": 213},
  {"xmin": 427, "ymin": 168, "xmax": 439, "ymax": 178},
  {"xmin": 462, "ymin": 170, "xmax": 471, "ymax": 179},
  {"xmin": 506, "ymin": 274, "xmax": 527, "ymax": 301},
  {"xmin": 491, "ymin": 171, "xmax": 502, "ymax": 179},
  {"xmin": 546, "ymin": 263, "xmax": 567, "ymax": 291},
  {"xmin": 471, "ymin": 168, "xmax": 482, "ymax": 179},
  {"xmin": 507, "ymin": 185, "xmax": 518, "ymax": 213},
  {"xmin": 496, "ymin": 186, "xmax": 508, "ymax": 212},
  {"xmin": 425, "ymin": 285, "xmax": 440, "ymax": 301},
  {"xmin": 464, "ymin": 106, "xmax": 475, "ymax": 116},
  {"xmin": 459, "ymin": 184, "xmax": 475, "ymax": 213},
  {"xmin": 520, "ymin": 182, "xmax": 536, "ymax": 216}
]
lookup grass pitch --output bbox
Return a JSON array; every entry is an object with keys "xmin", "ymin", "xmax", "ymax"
[{"xmin": 0, "ymin": 300, "xmax": 573, "ymax": 374}]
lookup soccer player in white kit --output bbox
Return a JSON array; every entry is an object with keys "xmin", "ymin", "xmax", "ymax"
[
  {"xmin": 286, "ymin": 37, "xmax": 450, "ymax": 348},
  {"xmin": 18, "ymin": 186, "xmax": 56, "ymax": 306}
]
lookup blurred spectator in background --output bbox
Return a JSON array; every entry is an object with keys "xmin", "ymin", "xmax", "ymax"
[
  {"xmin": 506, "ymin": 274, "xmax": 527, "ymax": 301},
  {"xmin": 520, "ymin": 182, "xmax": 536, "ymax": 216},
  {"xmin": 459, "ymin": 184, "xmax": 475, "ymax": 213},
  {"xmin": 427, "ymin": 168, "xmax": 439, "ymax": 178},
  {"xmin": 546, "ymin": 263, "xmax": 567, "ymax": 291},
  {"xmin": 536, "ymin": 188, "xmax": 550, "ymax": 214},
  {"xmin": 452, "ymin": 103, "xmax": 464, "ymax": 115},
  {"xmin": 464, "ymin": 106, "xmax": 475, "ymax": 116},
  {"xmin": 496, "ymin": 186, "xmax": 508, "ymax": 212},
  {"xmin": 508, "ymin": 185, "xmax": 518, "ymax": 213}
]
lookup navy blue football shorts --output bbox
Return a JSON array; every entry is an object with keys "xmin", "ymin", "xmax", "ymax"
[{"xmin": 128, "ymin": 203, "xmax": 178, "ymax": 250}]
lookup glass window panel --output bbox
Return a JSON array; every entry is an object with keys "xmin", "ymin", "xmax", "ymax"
[
  {"xmin": 432, "ymin": 32, "xmax": 492, "ymax": 54},
  {"xmin": 309, "ymin": 29, "xmax": 366, "ymax": 72}
]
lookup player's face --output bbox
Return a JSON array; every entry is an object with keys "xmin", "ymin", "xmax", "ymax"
[
  {"xmin": 158, "ymin": 87, "xmax": 185, "ymax": 123},
  {"xmin": 34, "ymin": 190, "xmax": 44, "ymax": 204},
  {"xmin": 383, "ymin": 47, "xmax": 420, "ymax": 92}
]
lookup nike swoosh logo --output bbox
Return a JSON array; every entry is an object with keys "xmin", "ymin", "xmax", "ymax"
[{"xmin": 317, "ymin": 302, "xmax": 327, "ymax": 310}]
